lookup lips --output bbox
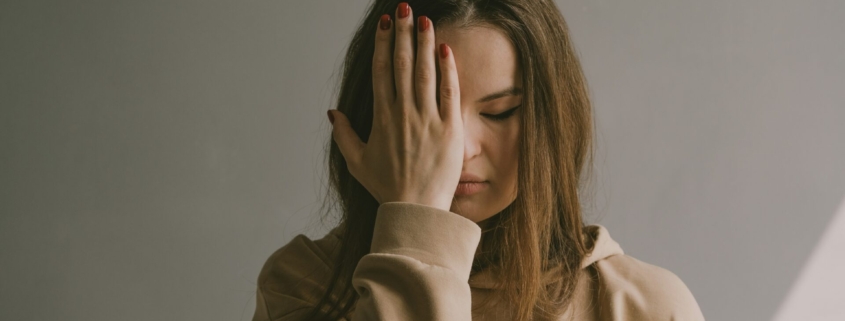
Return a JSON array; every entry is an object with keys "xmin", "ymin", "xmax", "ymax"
[
  {"xmin": 455, "ymin": 181, "xmax": 488, "ymax": 196},
  {"xmin": 459, "ymin": 172, "xmax": 486, "ymax": 183}
]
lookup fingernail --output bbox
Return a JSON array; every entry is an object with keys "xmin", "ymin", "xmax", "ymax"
[
  {"xmin": 398, "ymin": 2, "xmax": 410, "ymax": 19},
  {"xmin": 439, "ymin": 43, "xmax": 449, "ymax": 59},
  {"xmin": 379, "ymin": 14, "xmax": 391, "ymax": 30},
  {"xmin": 327, "ymin": 110, "xmax": 335, "ymax": 124},
  {"xmin": 418, "ymin": 16, "xmax": 429, "ymax": 32}
]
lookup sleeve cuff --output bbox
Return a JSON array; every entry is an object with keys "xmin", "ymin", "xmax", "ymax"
[{"xmin": 370, "ymin": 202, "xmax": 482, "ymax": 276}]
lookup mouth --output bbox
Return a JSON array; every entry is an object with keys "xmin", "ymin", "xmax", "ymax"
[{"xmin": 455, "ymin": 181, "xmax": 489, "ymax": 196}]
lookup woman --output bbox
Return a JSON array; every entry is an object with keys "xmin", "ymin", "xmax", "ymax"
[{"xmin": 253, "ymin": 0, "xmax": 704, "ymax": 320}]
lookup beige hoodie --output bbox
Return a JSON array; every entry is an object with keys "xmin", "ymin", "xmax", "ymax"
[{"xmin": 252, "ymin": 202, "xmax": 705, "ymax": 320}]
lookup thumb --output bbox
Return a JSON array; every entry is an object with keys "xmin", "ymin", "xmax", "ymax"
[{"xmin": 328, "ymin": 109, "xmax": 364, "ymax": 167}]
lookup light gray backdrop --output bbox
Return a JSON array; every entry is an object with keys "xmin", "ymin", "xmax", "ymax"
[{"xmin": 1, "ymin": 1, "xmax": 843, "ymax": 320}]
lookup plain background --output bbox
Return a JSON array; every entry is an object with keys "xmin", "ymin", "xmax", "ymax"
[{"xmin": 1, "ymin": 0, "xmax": 843, "ymax": 320}]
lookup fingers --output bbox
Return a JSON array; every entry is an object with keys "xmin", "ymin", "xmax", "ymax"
[
  {"xmin": 415, "ymin": 15, "xmax": 438, "ymax": 119},
  {"xmin": 328, "ymin": 110, "xmax": 364, "ymax": 174},
  {"xmin": 437, "ymin": 43, "xmax": 461, "ymax": 125},
  {"xmin": 372, "ymin": 14, "xmax": 395, "ymax": 117},
  {"xmin": 393, "ymin": 2, "xmax": 416, "ymax": 107}
]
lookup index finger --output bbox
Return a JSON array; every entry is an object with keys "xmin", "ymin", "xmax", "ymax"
[{"xmin": 372, "ymin": 14, "xmax": 395, "ymax": 117}]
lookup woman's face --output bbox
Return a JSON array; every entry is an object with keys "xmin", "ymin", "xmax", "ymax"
[{"xmin": 436, "ymin": 24, "xmax": 522, "ymax": 225}]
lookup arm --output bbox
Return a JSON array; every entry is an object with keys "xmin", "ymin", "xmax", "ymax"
[
  {"xmin": 251, "ymin": 202, "xmax": 481, "ymax": 321},
  {"xmin": 349, "ymin": 202, "xmax": 482, "ymax": 320}
]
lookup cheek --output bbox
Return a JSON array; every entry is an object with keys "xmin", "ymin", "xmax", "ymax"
[
  {"xmin": 504, "ymin": 124, "xmax": 520, "ymax": 184},
  {"xmin": 488, "ymin": 122, "xmax": 520, "ymax": 184},
  {"xmin": 487, "ymin": 123, "xmax": 520, "ymax": 206}
]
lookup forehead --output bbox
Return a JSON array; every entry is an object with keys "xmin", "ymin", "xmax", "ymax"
[{"xmin": 435, "ymin": 25, "xmax": 521, "ymax": 102}]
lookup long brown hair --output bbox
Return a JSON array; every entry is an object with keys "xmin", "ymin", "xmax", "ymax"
[{"xmin": 308, "ymin": 0, "xmax": 596, "ymax": 320}]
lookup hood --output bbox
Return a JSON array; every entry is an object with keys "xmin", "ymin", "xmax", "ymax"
[{"xmin": 467, "ymin": 224, "xmax": 624, "ymax": 289}]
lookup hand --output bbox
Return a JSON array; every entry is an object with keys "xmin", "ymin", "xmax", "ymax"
[{"xmin": 328, "ymin": 3, "xmax": 463, "ymax": 212}]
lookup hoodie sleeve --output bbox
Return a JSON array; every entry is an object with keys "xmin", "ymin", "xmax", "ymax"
[
  {"xmin": 252, "ymin": 202, "xmax": 482, "ymax": 321},
  {"xmin": 349, "ymin": 202, "xmax": 482, "ymax": 320}
]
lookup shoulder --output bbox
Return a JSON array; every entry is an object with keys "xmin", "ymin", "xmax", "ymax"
[
  {"xmin": 258, "ymin": 226, "xmax": 342, "ymax": 285},
  {"xmin": 592, "ymin": 254, "xmax": 705, "ymax": 320},
  {"xmin": 255, "ymin": 226, "xmax": 344, "ymax": 318}
]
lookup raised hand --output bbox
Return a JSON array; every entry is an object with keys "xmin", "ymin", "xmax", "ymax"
[{"xmin": 328, "ymin": 2, "xmax": 463, "ymax": 212}]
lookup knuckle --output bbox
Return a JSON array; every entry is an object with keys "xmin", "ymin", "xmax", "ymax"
[
  {"xmin": 396, "ymin": 109, "xmax": 415, "ymax": 129},
  {"xmin": 440, "ymin": 85, "xmax": 459, "ymax": 100},
  {"xmin": 416, "ymin": 67, "xmax": 433, "ymax": 82},
  {"xmin": 376, "ymin": 29, "xmax": 391, "ymax": 41},
  {"xmin": 394, "ymin": 53, "xmax": 413, "ymax": 71},
  {"xmin": 417, "ymin": 35, "xmax": 432, "ymax": 49},
  {"xmin": 395, "ymin": 22, "xmax": 412, "ymax": 33},
  {"xmin": 373, "ymin": 58, "xmax": 391, "ymax": 74}
]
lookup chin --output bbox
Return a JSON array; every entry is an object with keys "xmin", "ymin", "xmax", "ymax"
[{"xmin": 450, "ymin": 197, "xmax": 496, "ymax": 223}]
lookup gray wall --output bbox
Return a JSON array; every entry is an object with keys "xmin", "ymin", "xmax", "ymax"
[{"xmin": 1, "ymin": 1, "xmax": 842, "ymax": 320}]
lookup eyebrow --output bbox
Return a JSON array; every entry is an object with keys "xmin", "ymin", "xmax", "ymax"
[{"xmin": 476, "ymin": 86, "xmax": 523, "ymax": 103}]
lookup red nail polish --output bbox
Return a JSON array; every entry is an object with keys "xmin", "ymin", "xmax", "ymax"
[
  {"xmin": 418, "ymin": 16, "xmax": 428, "ymax": 32},
  {"xmin": 398, "ymin": 2, "xmax": 410, "ymax": 18},
  {"xmin": 379, "ymin": 14, "xmax": 391, "ymax": 30},
  {"xmin": 327, "ymin": 110, "xmax": 335, "ymax": 124},
  {"xmin": 439, "ymin": 43, "xmax": 449, "ymax": 59}
]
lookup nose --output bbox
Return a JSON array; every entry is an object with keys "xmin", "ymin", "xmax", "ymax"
[{"xmin": 463, "ymin": 115, "xmax": 482, "ymax": 162}]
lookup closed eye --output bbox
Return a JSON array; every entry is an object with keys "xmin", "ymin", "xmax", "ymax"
[{"xmin": 482, "ymin": 105, "xmax": 521, "ymax": 121}]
